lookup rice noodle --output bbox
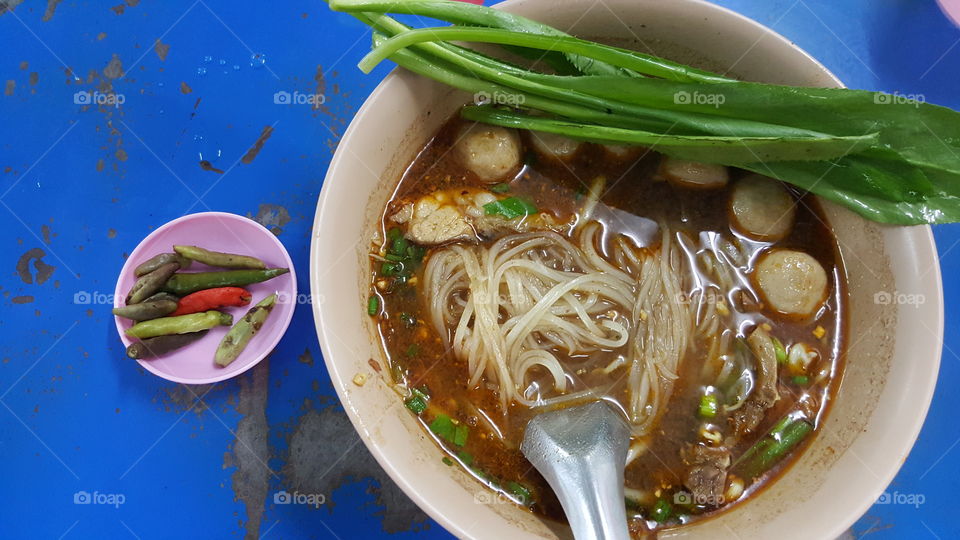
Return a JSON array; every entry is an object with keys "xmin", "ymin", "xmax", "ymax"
[{"xmin": 422, "ymin": 221, "xmax": 695, "ymax": 436}]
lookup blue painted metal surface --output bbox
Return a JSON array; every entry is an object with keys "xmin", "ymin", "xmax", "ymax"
[{"xmin": 0, "ymin": 1, "xmax": 957, "ymax": 538}]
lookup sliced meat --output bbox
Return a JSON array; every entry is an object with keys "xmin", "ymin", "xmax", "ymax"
[
  {"xmin": 407, "ymin": 196, "xmax": 476, "ymax": 245},
  {"xmin": 390, "ymin": 187, "xmax": 563, "ymax": 245},
  {"xmin": 729, "ymin": 327, "xmax": 781, "ymax": 436},
  {"xmin": 681, "ymin": 444, "xmax": 732, "ymax": 506}
]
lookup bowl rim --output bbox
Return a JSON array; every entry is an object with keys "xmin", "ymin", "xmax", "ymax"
[
  {"xmin": 309, "ymin": 0, "xmax": 944, "ymax": 537},
  {"xmin": 113, "ymin": 211, "xmax": 297, "ymax": 384}
]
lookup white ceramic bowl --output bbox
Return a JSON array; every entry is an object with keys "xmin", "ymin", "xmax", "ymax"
[{"xmin": 310, "ymin": 1, "xmax": 943, "ymax": 538}]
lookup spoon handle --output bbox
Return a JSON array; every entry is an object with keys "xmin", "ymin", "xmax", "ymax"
[{"xmin": 522, "ymin": 401, "xmax": 631, "ymax": 540}]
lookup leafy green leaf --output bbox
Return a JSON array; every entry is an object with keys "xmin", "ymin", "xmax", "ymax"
[{"xmin": 483, "ymin": 197, "xmax": 539, "ymax": 219}]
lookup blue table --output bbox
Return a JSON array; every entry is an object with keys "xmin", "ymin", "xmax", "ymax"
[{"xmin": 1, "ymin": 1, "xmax": 957, "ymax": 538}]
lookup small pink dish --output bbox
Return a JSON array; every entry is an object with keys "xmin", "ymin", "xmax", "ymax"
[{"xmin": 113, "ymin": 211, "xmax": 297, "ymax": 384}]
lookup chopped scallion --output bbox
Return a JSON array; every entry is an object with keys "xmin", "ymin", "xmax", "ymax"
[
  {"xmin": 698, "ymin": 394, "xmax": 718, "ymax": 418},
  {"xmin": 429, "ymin": 415, "xmax": 455, "ymax": 441},
  {"xmin": 453, "ymin": 423, "xmax": 469, "ymax": 447},
  {"xmin": 404, "ymin": 394, "xmax": 427, "ymax": 415},
  {"xmin": 367, "ymin": 295, "xmax": 379, "ymax": 316},
  {"xmin": 490, "ymin": 182, "xmax": 511, "ymax": 193},
  {"xmin": 507, "ymin": 481, "xmax": 532, "ymax": 505},
  {"xmin": 456, "ymin": 450, "xmax": 474, "ymax": 466},
  {"xmin": 650, "ymin": 498, "xmax": 672, "ymax": 524},
  {"xmin": 772, "ymin": 337, "xmax": 788, "ymax": 364},
  {"xmin": 792, "ymin": 375, "xmax": 810, "ymax": 385}
]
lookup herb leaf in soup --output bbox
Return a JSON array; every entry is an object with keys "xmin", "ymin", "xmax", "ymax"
[{"xmin": 483, "ymin": 196, "xmax": 538, "ymax": 219}]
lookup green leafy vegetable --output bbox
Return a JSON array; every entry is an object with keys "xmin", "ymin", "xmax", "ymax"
[
  {"xmin": 483, "ymin": 196, "xmax": 539, "ymax": 219},
  {"xmin": 324, "ymin": 0, "xmax": 960, "ymax": 224}
]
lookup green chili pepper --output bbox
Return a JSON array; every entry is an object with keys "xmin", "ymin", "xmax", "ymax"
[
  {"xmin": 125, "ymin": 310, "xmax": 232, "ymax": 339},
  {"xmin": 163, "ymin": 268, "xmax": 289, "ymax": 296},
  {"xmin": 126, "ymin": 331, "xmax": 208, "ymax": 359},
  {"xmin": 173, "ymin": 245, "xmax": 266, "ymax": 270},
  {"xmin": 215, "ymin": 294, "xmax": 277, "ymax": 367},
  {"xmin": 134, "ymin": 253, "xmax": 191, "ymax": 277},
  {"xmin": 127, "ymin": 262, "xmax": 180, "ymax": 304}
]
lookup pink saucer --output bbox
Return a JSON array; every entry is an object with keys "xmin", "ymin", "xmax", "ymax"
[{"xmin": 113, "ymin": 212, "xmax": 297, "ymax": 384}]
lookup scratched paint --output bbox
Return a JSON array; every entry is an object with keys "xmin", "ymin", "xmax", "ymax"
[
  {"xmin": 297, "ymin": 347, "xmax": 313, "ymax": 366},
  {"xmin": 16, "ymin": 248, "xmax": 55, "ymax": 285},
  {"xmin": 250, "ymin": 204, "xmax": 290, "ymax": 236},
  {"xmin": 42, "ymin": 0, "xmax": 61, "ymax": 21},
  {"xmin": 282, "ymin": 403, "xmax": 431, "ymax": 533},
  {"xmin": 224, "ymin": 360, "xmax": 271, "ymax": 540},
  {"xmin": 154, "ymin": 39, "xmax": 170, "ymax": 61},
  {"xmin": 103, "ymin": 54, "xmax": 124, "ymax": 80},
  {"xmin": 0, "ymin": 0, "xmax": 25, "ymax": 15},
  {"xmin": 240, "ymin": 126, "xmax": 275, "ymax": 164}
]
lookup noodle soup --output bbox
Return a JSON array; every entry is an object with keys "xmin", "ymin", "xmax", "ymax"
[{"xmin": 368, "ymin": 116, "xmax": 845, "ymax": 534}]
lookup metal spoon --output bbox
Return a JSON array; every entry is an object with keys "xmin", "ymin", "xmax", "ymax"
[{"xmin": 521, "ymin": 401, "xmax": 631, "ymax": 540}]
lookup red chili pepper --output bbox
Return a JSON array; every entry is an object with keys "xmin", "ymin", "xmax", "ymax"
[{"xmin": 170, "ymin": 287, "xmax": 252, "ymax": 316}]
